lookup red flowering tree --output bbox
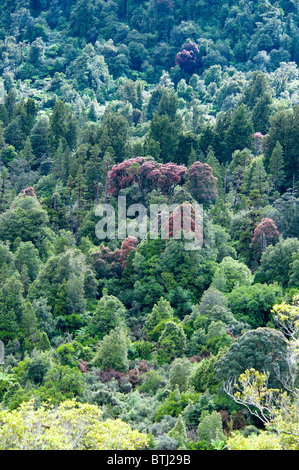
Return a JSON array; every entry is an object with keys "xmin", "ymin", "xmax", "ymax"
[
  {"xmin": 250, "ymin": 218, "xmax": 280, "ymax": 265},
  {"xmin": 175, "ymin": 41, "xmax": 201, "ymax": 74},
  {"xmin": 186, "ymin": 162, "xmax": 218, "ymax": 204},
  {"xmin": 107, "ymin": 157, "xmax": 145, "ymax": 197},
  {"xmin": 107, "ymin": 157, "xmax": 187, "ymax": 197},
  {"xmin": 92, "ymin": 236, "xmax": 139, "ymax": 277},
  {"xmin": 120, "ymin": 236, "xmax": 139, "ymax": 268},
  {"xmin": 142, "ymin": 162, "xmax": 187, "ymax": 194},
  {"xmin": 92, "ymin": 244, "xmax": 123, "ymax": 279},
  {"xmin": 12, "ymin": 187, "xmax": 38, "ymax": 207},
  {"xmin": 166, "ymin": 202, "xmax": 202, "ymax": 245}
]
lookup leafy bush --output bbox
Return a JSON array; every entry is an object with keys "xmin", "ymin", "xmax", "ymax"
[{"xmin": 0, "ymin": 399, "xmax": 149, "ymax": 450}]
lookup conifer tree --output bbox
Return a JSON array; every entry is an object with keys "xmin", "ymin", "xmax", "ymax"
[
  {"xmin": 145, "ymin": 297, "xmax": 174, "ymax": 332},
  {"xmin": 30, "ymin": 115, "xmax": 50, "ymax": 163},
  {"xmin": 92, "ymin": 293, "xmax": 127, "ymax": 339},
  {"xmin": 168, "ymin": 414, "xmax": 187, "ymax": 449},
  {"xmin": 73, "ymin": 165, "xmax": 87, "ymax": 244},
  {"xmin": 205, "ymin": 146, "xmax": 223, "ymax": 196},
  {"xmin": 0, "ymin": 167, "xmax": 9, "ymax": 214},
  {"xmin": 19, "ymin": 137, "xmax": 35, "ymax": 167},
  {"xmin": 269, "ymin": 141, "xmax": 285, "ymax": 191},
  {"xmin": 0, "ymin": 275, "xmax": 24, "ymax": 341},
  {"xmin": 38, "ymin": 331, "xmax": 51, "ymax": 351},
  {"xmin": 246, "ymin": 157, "xmax": 271, "ymax": 207},
  {"xmin": 93, "ymin": 327, "xmax": 130, "ymax": 373},
  {"xmin": 197, "ymin": 411, "xmax": 225, "ymax": 445},
  {"xmin": 226, "ymin": 105, "xmax": 254, "ymax": 159},
  {"xmin": 21, "ymin": 301, "xmax": 38, "ymax": 338},
  {"xmin": 252, "ymin": 92, "xmax": 272, "ymax": 134},
  {"xmin": 157, "ymin": 321, "xmax": 186, "ymax": 364}
]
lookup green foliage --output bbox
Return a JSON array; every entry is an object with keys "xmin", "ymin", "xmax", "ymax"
[
  {"xmin": 264, "ymin": 106, "xmax": 299, "ymax": 190},
  {"xmin": 0, "ymin": 399, "xmax": 149, "ymax": 450},
  {"xmin": 225, "ymin": 105, "xmax": 254, "ymax": 158},
  {"xmin": 28, "ymin": 248, "xmax": 95, "ymax": 331},
  {"xmin": 197, "ymin": 411, "xmax": 225, "ymax": 445},
  {"xmin": 269, "ymin": 142, "xmax": 285, "ymax": 191},
  {"xmin": 182, "ymin": 393, "xmax": 215, "ymax": 428},
  {"xmin": 227, "ymin": 431, "xmax": 282, "ymax": 450},
  {"xmin": 26, "ymin": 352, "xmax": 51, "ymax": 385},
  {"xmin": 93, "ymin": 328, "xmax": 130, "ymax": 373},
  {"xmin": 138, "ymin": 370, "xmax": 166, "ymax": 396},
  {"xmin": 189, "ymin": 354, "xmax": 222, "ymax": 394},
  {"xmin": 215, "ymin": 328, "xmax": 290, "ymax": 388},
  {"xmin": 169, "ymin": 357, "xmax": 193, "ymax": 392},
  {"xmin": 14, "ymin": 241, "xmax": 41, "ymax": 283},
  {"xmin": 168, "ymin": 414, "xmax": 187, "ymax": 449},
  {"xmin": 38, "ymin": 364, "xmax": 84, "ymax": 404},
  {"xmin": 211, "ymin": 256, "xmax": 253, "ymax": 293},
  {"xmin": 145, "ymin": 297, "xmax": 174, "ymax": 333},
  {"xmin": 157, "ymin": 321, "xmax": 187, "ymax": 365},
  {"xmin": 255, "ymin": 238, "xmax": 299, "ymax": 288},
  {"xmin": 56, "ymin": 342, "xmax": 81, "ymax": 367},
  {"xmin": 0, "ymin": 196, "xmax": 53, "ymax": 258},
  {"xmin": 227, "ymin": 283, "xmax": 283, "ymax": 328},
  {"xmin": 0, "ymin": 275, "xmax": 24, "ymax": 341},
  {"xmin": 225, "ymin": 367, "xmax": 299, "ymax": 450},
  {"xmin": 91, "ymin": 293, "xmax": 127, "ymax": 339},
  {"xmin": 155, "ymin": 387, "xmax": 200, "ymax": 422}
]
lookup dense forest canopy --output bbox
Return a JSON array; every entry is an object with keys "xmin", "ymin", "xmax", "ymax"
[{"xmin": 0, "ymin": 0, "xmax": 298, "ymax": 451}]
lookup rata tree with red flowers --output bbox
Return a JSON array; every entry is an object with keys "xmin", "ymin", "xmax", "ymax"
[
  {"xmin": 107, "ymin": 157, "xmax": 145, "ymax": 197},
  {"xmin": 186, "ymin": 162, "xmax": 218, "ymax": 205},
  {"xmin": 166, "ymin": 202, "xmax": 202, "ymax": 247},
  {"xmin": 17, "ymin": 187, "xmax": 38, "ymax": 199},
  {"xmin": 142, "ymin": 161, "xmax": 187, "ymax": 195},
  {"xmin": 120, "ymin": 236, "xmax": 139, "ymax": 268},
  {"xmin": 107, "ymin": 157, "xmax": 187, "ymax": 198},
  {"xmin": 175, "ymin": 41, "xmax": 201, "ymax": 75},
  {"xmin": 250, "ymin": 218, "xmax": 280, "ymax": 268},
  {"xmin": 92, "ymin": 244, "xmax": 123, "ymax": 279},
  {"xmin": 92, "ymin": 236, "xmax": 139, "ymax": 279}
]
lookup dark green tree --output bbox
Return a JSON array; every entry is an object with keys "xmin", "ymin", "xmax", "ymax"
[
  {"xmin": 145, "ymin": 297, "xmax": 174, "ymax": 332},
  {"xmin": 148, "ymin": 112, "xmax": 179, "ymax": 163},
  {"xmin": 14, "ymin": 241, "xmax": 41, "ymax": 282},
  {"xmin": 157, "ymin": 321, "xmax": 187, "ymax": 364},
  {"xmin": 264, "ymin": 106, "xmax": 299, "ymax": 191},
  {"xmin": 0, "ymin": 194, "xmax": 52, "ymax": 258},
  {"xmin": 227, "ymin": 283, "xmax": 283, "ymax": 328},
  {"xmin": 91, "ymin": 293, "xmax": 127, "ymax": 339},
  {"xmin": 69, "ymin": 0, "xmax": 95, "ymax": 39},
  {"xmin": 93, "ymin": 327, "xmax": 130, "ymax": 373},
  {"xmin": 215, "ymin": 327, "xmax": 290, "ymax": 388},
  {"xmin": 0, "ymin": 275, "xmax": 24, "ymax": 341},
  {"xmin": 268, "ymin": 141, "xmax": 285, "ymax": 192},
  {"xmin": 225, "ymin": 105, "xmax": 254, "ymax": 160},
  {"xmin": 255, "ymin": 237, "xmax": 299, "ymax": 288}
]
